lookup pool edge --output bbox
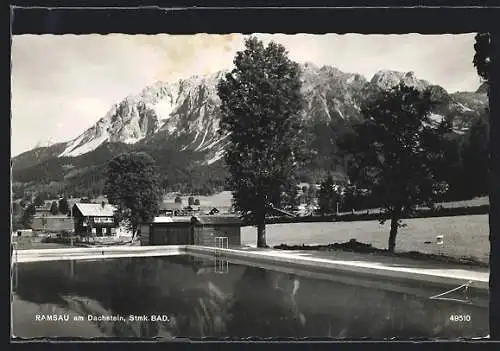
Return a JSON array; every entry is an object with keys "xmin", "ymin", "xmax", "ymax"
[{"xmin": 13, "ymin": 244, "xmax": 489, "ymax": 292}]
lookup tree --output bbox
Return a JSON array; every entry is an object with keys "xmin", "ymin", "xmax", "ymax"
[
  {"xmin": 188, "ymin": 196, "xmax": 195, "ymax": 206},
  {"xmin": 217, "ymin": 36, "xmax": 306, "ymax": 247},
  {"xmin": 104, "ymin": 152, "xmax": 162, "ymax": 240},
  {"xmin": 473, "ymin": 31, "xmax": 498, "ymax": 340},
  {"xmin": 50, "ymin": 201, "xmax": 59, "ymax": 215},
  {"xmin": 318, "ymin": 175, "xmax": 338, "ymax": 215},
  {"xmin": 473, "ymin": 33, "xmax": 491, "ymax": 85},
  {"xmin": 33, "ymin": 194, "xmax": 45, "ymax": 207},
  {"xmin": 21, "ymin": 204, "xmax": 36, "ymax": 229},
  {"xmin": 338, "ymin": 83, "xmax": 449, "ymax": 252},
  {"xmin": 58, "ymin": 197, "xmax": 70, "ymax": 215},
  {"xmin": 461, "ymin": 116, "xmax": 489, "ymax": 198}
]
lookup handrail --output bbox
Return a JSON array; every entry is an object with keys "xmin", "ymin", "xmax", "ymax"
[
  {"xmin": 214, "ymin": 236, "xmax": 229, "ymax": 250},
  {"xmin": 429, "ymin": 280, "xmax": 472, "ymax": 303}
]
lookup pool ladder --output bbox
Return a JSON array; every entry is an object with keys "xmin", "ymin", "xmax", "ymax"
[
  {"xmin": 214, "ymin": 237, "xmax": 229, "ymax": 274},
  {"xmin": 214, "ymin": 236, "xmax": 229, "ymax": 251}
]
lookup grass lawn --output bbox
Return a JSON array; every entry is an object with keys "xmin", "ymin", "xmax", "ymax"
[{"xmin": 241, "ymin": 214, "xmax": 490, "ymax": 263}]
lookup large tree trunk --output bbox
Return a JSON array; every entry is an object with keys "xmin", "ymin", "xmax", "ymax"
[
  {"xmin": 489, "ymin": 33, "xmax": 499, "ymax": 340},
  {"xmin": 256, "ymin": 218, "xmax": 267, "ymax": 248},
  {"xmin": 388, "ymin": 208, "xmax": 401, "ymax": 253}
]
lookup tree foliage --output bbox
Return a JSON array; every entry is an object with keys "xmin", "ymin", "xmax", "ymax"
[
  {"xmin": 33, "ymin": 194, "xmax": 45, "ymax": 207},
  {"xmin": 473, "ymin": 33, "xmax": 491, "ymax": 83},
  {"xmin": 318, "ymin": 176, "xmax": 338, "ymax": 215},
  {"xmin": 217, "ymin": 36, "xmax": 306, "ymax": 247},
  {"xmin": 21, "ymin": 204, "xmax": 36, "ymax": 229},
  {"xmin": 58, "ymin": 197, "xmax": 69, "ymax": 215},
  {"xmin": 461, "ymin": 116, "xmax": 489, "ymax": 198},
  {"xmin": 50, "ymin": 201, "xmax": 59, "ymax": 215},
  {"xmin": 104, "ymin": 152, "xmax": 162, "ymax": 237},
  {"xmin": 339, "ymin": 83, "xmax": 449, "ymax": 252}
]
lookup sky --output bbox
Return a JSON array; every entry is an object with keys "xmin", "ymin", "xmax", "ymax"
[{"xmin": 11, "ymin": 33, "xmax": 481, "ymax": 157}]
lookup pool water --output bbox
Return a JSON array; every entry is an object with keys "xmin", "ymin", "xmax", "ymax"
[{"xmin": 11, "ymin": 254, "xmax": 489, "ymax": 340}]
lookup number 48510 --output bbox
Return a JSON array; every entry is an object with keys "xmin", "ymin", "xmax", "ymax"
[{"xmin": 449, "ymin": 314, "xmax": 471, "ymax": 322}]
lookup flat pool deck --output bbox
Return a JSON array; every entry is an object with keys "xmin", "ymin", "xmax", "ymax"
[{"xmin": 13, "ymin": 245, "xmax": 489, "ymax": 292}]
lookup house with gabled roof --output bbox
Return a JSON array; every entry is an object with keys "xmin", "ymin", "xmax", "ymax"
[{"xmin": 71, "ymin": 202, "xmax": 117, "ymax": 237}]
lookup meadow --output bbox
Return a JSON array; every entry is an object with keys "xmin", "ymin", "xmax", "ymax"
[{"xmin": 241, "ymin": 214, "xmax": 490, "ymax": 263}]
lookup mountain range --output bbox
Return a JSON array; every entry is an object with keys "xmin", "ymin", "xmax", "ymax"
[{"xmin": 12, "ymin": 63, "xmax": 488, "ymax": 197}]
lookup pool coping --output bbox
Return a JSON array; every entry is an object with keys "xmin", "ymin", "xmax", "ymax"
[{"xmin": 13, "ymin": 245, "xmax": 489, "ymax": 292}]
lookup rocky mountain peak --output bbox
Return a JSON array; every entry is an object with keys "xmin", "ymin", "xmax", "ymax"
[
  {"xmin": 13, "ymin": 64, "xmax": 488, "ymax": 186},
  {"xmin": 22, "ymin": 64, "xmax": 484, "ymax": 167},
  {"xmin": 371, "ymin": 70, "xmax": 429, "ymax": 91}
]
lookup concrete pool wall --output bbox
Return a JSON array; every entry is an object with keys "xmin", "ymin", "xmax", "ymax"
[{"xmin": 13, "ymin": 245, "xmax": 489, "ymax": 292}]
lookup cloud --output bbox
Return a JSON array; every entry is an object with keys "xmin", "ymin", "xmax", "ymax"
[{"xmin": 11, "ymin": 33, "xmax": 480, "ymax": 156}]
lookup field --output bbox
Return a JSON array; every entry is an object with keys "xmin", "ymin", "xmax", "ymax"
[
  {"xmin": 164, "ymin": 191, "xmax": 233, "ymax": 208},
  {"xmin": 241, "ymin": 214, "xmax": 490, "ymax": 263},
  {"xmin": 166, "ymin": 192, "xmax": 489, "ymax": 211}
]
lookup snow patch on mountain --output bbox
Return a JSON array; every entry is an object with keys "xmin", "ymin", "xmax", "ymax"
[
  {"xmin": 205, "ymin": 148, "xmax": 225, "ymax": 165},
  {"xmin": 60, "ymin": 133, "xmax": 109, "ymax": 157},
  {"xmin": 153, "ymin": 100, "xmax": 175, "ymax": 125},
  {"xmin": 429, "ymin": 113, "xmax": 445, "ymax": 123},
  {"xmin": 456, "ymin": 102, "xmax": 473, "ymax": 113},
  {"xmin": 195, "ymin": 129, "xmax": 210, "ymax": 151}
]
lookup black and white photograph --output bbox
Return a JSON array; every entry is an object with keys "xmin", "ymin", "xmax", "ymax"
[{"xmin": 10, "ymin": 30, "xmax": 492, "ymax": 340}]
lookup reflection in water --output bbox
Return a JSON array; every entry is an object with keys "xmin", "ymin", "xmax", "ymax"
[{"xmin": 11, "ymin": 255, "xmax": 489, "ymax": 339}]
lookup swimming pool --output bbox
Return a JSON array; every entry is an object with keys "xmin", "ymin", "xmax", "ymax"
[{"xmin": 11, "ymin": 254, "xmax": 489, "ymax": 340}]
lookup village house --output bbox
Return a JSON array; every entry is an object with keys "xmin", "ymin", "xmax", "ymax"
[
  {"xmin": 71, "ymin": 202, "xmax": 117, "ymax": 237},
  {"xmin": 159, "ymin": 202, "xmax": 183, "ymax": 217},
  {"xmin": 34, "ymin": 203, "xmax": 52, "ymax": 217}
]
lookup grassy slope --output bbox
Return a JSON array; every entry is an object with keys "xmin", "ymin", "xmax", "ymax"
[{"xmin": 241, "ymin": 214, "xmax": 490, "ymax": 263}]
